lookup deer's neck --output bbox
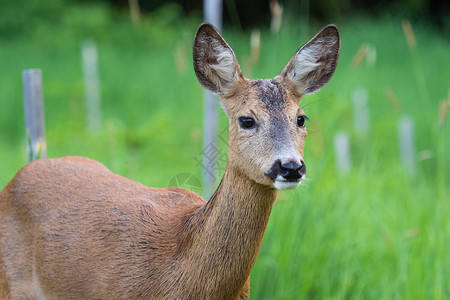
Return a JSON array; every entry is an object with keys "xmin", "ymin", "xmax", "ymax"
[{"xmin": 181, "ymin": 167, "xmax": 278, "ymax": 296}]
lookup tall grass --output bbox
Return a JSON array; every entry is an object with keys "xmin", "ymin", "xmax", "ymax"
[
  {"xmin": 249, "ymin": 18, "xmax": 449, "ymax": 299},
  {"xmin": 0, "ymin": 6, "xmax": 448, "ymax": 298}
]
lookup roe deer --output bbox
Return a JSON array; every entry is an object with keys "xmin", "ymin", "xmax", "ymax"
[{"xmin": 0, "ymin": 24, "xmax": 340, "ymax": 299}]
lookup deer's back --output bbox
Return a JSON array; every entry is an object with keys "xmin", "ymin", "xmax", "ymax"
[{"xmin": 0, "ymin": 156, "xmax": 206, "ymax": 299}]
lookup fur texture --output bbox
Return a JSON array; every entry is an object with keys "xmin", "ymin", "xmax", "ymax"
[{"xmin": 0, "ymin": 23, "xmax": 340, "ymax": 299}]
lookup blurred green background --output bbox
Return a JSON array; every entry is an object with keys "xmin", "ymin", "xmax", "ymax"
[{"xmin": 0, "ymin": 0, "xmax": 449, "ymax": 298}]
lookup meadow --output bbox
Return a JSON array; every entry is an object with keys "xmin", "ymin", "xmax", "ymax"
[{"xmin": 0, "ymin": 3, "xmax": 449, "ymax": 299}]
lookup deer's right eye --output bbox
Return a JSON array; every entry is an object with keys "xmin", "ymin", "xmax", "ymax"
[{"xmin": 238, "ymin": 117, "xmax": 256, "ymax": 129}]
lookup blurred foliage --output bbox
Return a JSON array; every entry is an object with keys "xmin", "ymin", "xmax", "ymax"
[
  {"xmin": 0, "ymin": 0, "xmax": 201, "ymax": 149},
  {"xmin": 107, "ymin": 0, "xmax": 450, "ymax": 30},
  {"xmin": 0, "ymin": 0, "xmax": 449, "ymax": 298},
  {"xmin": 2, "ymin": 0, "xmax": 448, "ymax": 36},
  {"xmin": 0, "ymin": 0, "xmax": 199, "ymax": 49}
]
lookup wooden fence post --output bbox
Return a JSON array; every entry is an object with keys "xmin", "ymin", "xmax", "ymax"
[
  {"xmin": 398, "ymin": 116, "xmax": 416, "ymax": 175},
  {"xmin": 202, "ymin": 0, "xmax": 222, "ymax": 199},
  {"xmin": 81, "ymin": 40, "xmax": 102, "ymax": 132},
  {"xmin": 128, "ymin": 0, "xmax": 141, "ymax": 24},
  {"xmin": 269, "ymin": 0, "xmax": 283, "ymax": 34},
  {"xmin": 352, "ymin": 86, "xmax": 370, "ymax": 138},
  {"xmin": 334, "ymin": 132, "xmax": 350, "ymax": 175},
  {"xmin": 23, "ymin": 69, "xmax": 47, "ymax": 162}
]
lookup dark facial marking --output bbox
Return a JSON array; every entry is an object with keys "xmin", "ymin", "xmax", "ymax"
[
  {"xmin": 251, "ymin": 80, "xmax": 288, "ymax": 111},
  {"xmin": 269, "ymin": 114, "xmax": 291, "ymax": 150},
  {"xmin": 248, "ymin": 80, "xmax": 294, "ymax": 151}
]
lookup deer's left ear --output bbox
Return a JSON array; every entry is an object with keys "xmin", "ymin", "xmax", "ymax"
[
  {"xmin": 279, "ymin": 25, "xmax": 340, "ymax": 95},
  {"xmin": 193, "ymin": 23, "xmax": 243, "ymax": 94}
]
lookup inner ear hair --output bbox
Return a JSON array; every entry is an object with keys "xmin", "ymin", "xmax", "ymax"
[
  {"xmin": 193, "ymin": 24, "xmax": 239, "ymax": 94},
  {"xmin": 281, "ymin": 25, "xmax": 340, "ymax": 95}
]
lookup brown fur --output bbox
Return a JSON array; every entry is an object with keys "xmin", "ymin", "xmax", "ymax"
[{"xmin": 0, "ymin": 24, "xmax": 340, "ymax": 299}]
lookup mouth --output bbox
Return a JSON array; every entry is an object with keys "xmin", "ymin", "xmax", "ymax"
[
  {"xmin": 266, "ymin": 159, "xmax": 305, "ymax": 190},
  {"xmin": 273, "ymin": 175, "xmax": 302, "ymax": 190}
]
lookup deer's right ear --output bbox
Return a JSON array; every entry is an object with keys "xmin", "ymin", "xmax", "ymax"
[
  {"xmin": 193, "ymin": 23, "xmax": 242, "ymax": 94},
  {"xmin": 279, "ymin": 25, "xmax": 340, "ymax": 95}
]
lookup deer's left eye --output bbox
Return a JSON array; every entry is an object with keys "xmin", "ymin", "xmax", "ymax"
[
  {"xmin": 239, "ymin": 117, "xmax": 256, "ymax": 129},
  {"xmin": 297, "ymin": 115, "xmax": 308, "ymax": 127}
]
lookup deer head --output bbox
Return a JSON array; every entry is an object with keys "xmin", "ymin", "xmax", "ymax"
[{"xmin": 193, "ymin": 24, "xmax": 340, "ymax": 190}]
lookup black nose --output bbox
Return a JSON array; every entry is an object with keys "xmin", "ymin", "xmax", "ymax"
[
  {"xmin": 266, "ymin": 160, "xmax": 306, "ymax": 182},
  {"xmin": 280, "ymin": 161, "xmax": 305, "ymax": 181}
]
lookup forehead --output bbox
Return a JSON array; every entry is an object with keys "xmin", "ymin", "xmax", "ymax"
[
  {"xmin": 246, "ymin": 79, "xmax": 300, "ymax": 113},
  {"xmin": 250, "ymin": 79, "xmax": 285, "ymax": 109}
]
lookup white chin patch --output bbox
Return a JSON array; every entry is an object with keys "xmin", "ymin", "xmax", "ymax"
[{"xmin": 273, "ymin": 176, "xmax": 302, "ymax": 190}]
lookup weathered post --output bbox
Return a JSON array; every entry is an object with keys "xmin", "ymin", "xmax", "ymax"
[
  {"xmin": 81, "ymin": 40, "xmax": 102, "ymax": 132},
  {"xmin": 23, "ymin": 69, "xmax": 47, "ymax": 162},
  {"xmin": 128, "ymin": 0, "xmax": 141, "ymax": 24},
  {"xmin": 352, "ymin": 86, "xmax": 370, "ymax": 138},
  {"xmin": 269, "ymin": 0, "xmax": 283, "ymax": 34},
  {"xmin": 334, "ymin": 131, "xmax": 350, "ymax": 175},
  {"xmin": 202, "ymin": 0, "xmax": 222, "ymax": 198},
  {"xmin": 398, "ymin": 116, "xmax": 416, "ymax": 175}
]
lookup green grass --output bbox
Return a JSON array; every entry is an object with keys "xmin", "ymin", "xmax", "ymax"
[{"xmin": 0, "ymin": 6, "xmax": 449, "ymax": 299}]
